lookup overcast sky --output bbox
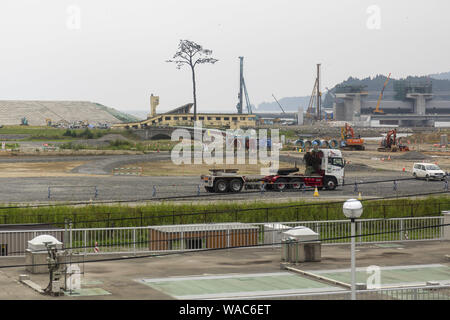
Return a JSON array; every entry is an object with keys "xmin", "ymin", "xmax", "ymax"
[{"xmin": 0, "ymin": 0, "xmax": 449, "ymax": 114}]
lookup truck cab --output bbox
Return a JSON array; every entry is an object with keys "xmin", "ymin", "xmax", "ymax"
[{"xmin": 321, "ymin": 149, "xmax": 345, "ymax": 189}]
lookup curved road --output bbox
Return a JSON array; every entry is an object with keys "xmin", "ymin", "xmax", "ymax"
[{"xmin": 0, "ymin": 152, "xmax": 447, "ymax": 203}]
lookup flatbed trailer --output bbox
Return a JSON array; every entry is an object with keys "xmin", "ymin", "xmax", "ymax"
[{"xmin": 201, "ymin": 149, "xmax": 345, "ymax": 193}]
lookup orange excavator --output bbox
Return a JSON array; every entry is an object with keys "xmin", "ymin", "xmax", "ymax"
[
  {"xmin": 378, "ymin": 129, "xmax": 410, "ymax": 152},
  {"xmin": 340, "ymin": 123, "xmax": 365, "ymax": 150}
]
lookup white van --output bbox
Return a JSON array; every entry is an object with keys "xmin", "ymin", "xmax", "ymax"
[{"xmin": 412, "ymin": 163, "xmax": 446, "ymax": 181}]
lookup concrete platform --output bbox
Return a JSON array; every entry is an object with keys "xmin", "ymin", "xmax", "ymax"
[
  {"xmin": 0, "ymin": 240, "xmax": 448, "ymax": 299},
  {"xmin": 138, "ymin": 272, "xmax": 344, "ymax": 299}
]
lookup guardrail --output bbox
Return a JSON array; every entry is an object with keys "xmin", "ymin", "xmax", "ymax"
[
  {"xmin": 267, "ymin": 285, "xmax": 450, "ymax": 300},
  {"xmin": 0, "ymin": 216, "xmax": 444, "ymax": 257}
]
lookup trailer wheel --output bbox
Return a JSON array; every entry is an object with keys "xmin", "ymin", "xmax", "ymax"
[
  {"xmin": 274, "ymin": 178, "xmax": 288, "ymax": 191},
  {"xmin": 290, "ymin": 178, "xmax": 304, "ymax": 190},
  {"xmin": 229, "ymin": 179, "xmax": 243, "ymax": 193},
  {"xmin": 214, "ymin": 179, "xmax": 229, "ymax": 193},
  {"xmin": 324, "ymin": 177, "xmax": 337, "ymax": 190}
]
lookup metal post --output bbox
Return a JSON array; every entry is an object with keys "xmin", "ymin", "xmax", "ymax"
[
  {"xmin": 64, "ymin": 219, "xmax": 68, "ymax": 250},
  {"xmin": 351, "ymin": 218, "xmax": 356, "ymax": 300},
  {"xmin": 317, "ymin": 63, "xmax": 321, "ymax": 120},
  {"xmin": 238, "ymin": 57, "xmax": 244, "ymax": 114},
  {"xmin": 133, "ymin": 229, "xmax": 136, "ymax": 256},
  {"xmin": 84, "ymin": 230, "xmax": 87, "ymax": 255},
  {"xmin": 69, "ymin": 220, "xmax": 73, "ymax": 254}
]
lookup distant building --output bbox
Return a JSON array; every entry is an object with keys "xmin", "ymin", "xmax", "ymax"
[{"xmin": 114, "ymin": 98, "xmax": 257, "ymax": 129}]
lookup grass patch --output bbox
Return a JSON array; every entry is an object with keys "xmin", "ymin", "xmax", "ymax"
[{"xmin": 0, "ymin": 196, "xmax": 448, "ymax": 228}]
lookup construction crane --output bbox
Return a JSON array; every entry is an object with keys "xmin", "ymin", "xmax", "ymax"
[
  {"xmin": 373, "ymin": 73, "xmax": 391, "ymax": 114},
  {"xmin": 305, "ymin": 64, "xmax": 321, "ymax": 122},
  {"xmin": 236, "ymin": 56, "xmax": 253, "ymax": 115},
  {"xmin": 272, "ymin": 94, "xmax": 286, "ymax": 114}
]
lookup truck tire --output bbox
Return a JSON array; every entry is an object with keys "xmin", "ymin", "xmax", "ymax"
[
  {"xmin": 229, "ymin": 179, "xmax": 243, "ymax": 193},
  {"xmin": 205, "ymin": 186, "xmax": 214, "ymax": 193},
  {"xmin": 324, "ymin": 176, "xmax": 338, "ymax": 190},
  {"xmin": 214, "ymin": 179, "xmax": 229, "ymax": 193},
  {"xmin": 274, "ymin": 178, "xmax": 288, "ymax": 191},
  {"xmin": 290, "ymin": 178, "xmax": 304, "ymax": 190}
]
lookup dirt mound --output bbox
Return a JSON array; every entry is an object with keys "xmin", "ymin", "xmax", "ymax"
[
  {"xmin": 97, "ymin": 134, "xmax": 132, "ymax": 142},
  {"xmin": 345, "ymin": 163, "xmax": 379, "ymax": 172},
  {"xmin": 396, "ymin": 151, "xmax": 431, "ymax": 160}
]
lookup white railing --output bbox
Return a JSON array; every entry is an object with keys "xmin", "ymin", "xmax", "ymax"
[
  {"xmin": 0, "ymin": 216, "xmax": 444, "ymax": 257},
  {"xmin": 267, "ymin": 285, "xmax": 450, "ymax": 300}
]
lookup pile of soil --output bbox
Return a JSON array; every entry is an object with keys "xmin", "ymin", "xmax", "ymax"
[
  {"xmin": 345, "ymin": 163, "xmax": 379, "ymax": 172},
  {"xmin": 396, "ymin": 151, "xmax": 431, "ymax": 160}
]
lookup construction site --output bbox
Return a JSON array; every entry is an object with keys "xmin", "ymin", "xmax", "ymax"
[{"xmin": 0, "ymin": 4, "xmax": 450, "ymax": 312}]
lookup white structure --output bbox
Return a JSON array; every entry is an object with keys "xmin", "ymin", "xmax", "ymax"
[
  {"xmin": 281, "ymin": 226, "xmax": 321, "ymax": 263},
  {"xmin": 26, "ymin": 235, "xmax": 63, "ymax": 274},
  {"xmin": 343, "ymin": 199, "xmax": 363, "ymax": 300},
  {"xmin": 264, "ymin": 223, "xmax": 290, "ymax": 245},
  {"xmin": 297, "ymin": 105, "xmax": 304, "ymax": 125},
  {"xmin": 66, "ymin": 264, "xmax": 81, "ymax": 291},
  {"xmin": 283, "ymin": 226, "xmax": 319, "ymax": 242}
]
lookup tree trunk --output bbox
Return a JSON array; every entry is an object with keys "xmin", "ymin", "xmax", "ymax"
[{"xmin": 191, "ymin": 66, "xmax": 197, "ymax": 123}]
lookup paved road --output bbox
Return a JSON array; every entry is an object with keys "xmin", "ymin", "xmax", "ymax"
[
  {"xmin": 0, "ymin": 173, "xmax": 446, "ymax": 203},
  {"xmin": 0, "ymin": 152, "xmax": 447, "ymax": 203}
]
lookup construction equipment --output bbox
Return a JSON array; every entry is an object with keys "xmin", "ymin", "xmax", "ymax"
[
  {"xmin": 201, "ymin": 149, "xmax": 345, "ymax": 193},
  {"xmin": 236, "ymin": 56, "xmax": 253, "ymax": 114},
  {"xmin": 378, "ymin": 129, "xmax": 410, "ymax": 152},
  {"xmin": 340, "ymin": 123, "xmax": 365, "ymax": 150},
  {"xmin": 373, "ymin": 73, "xmax": 391, "ymax": 114},
  {"xmin": 305, "ymin": 64, "xmax": 322, "ymax": 123},
  {"xmin": 272, "ymin": 94, "xmax": 286, "ymax": 114}
]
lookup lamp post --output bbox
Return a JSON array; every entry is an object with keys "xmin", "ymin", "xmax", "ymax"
[{"xmin": 343, "ymin": 198, "xmax": 363, "ymax": 300}]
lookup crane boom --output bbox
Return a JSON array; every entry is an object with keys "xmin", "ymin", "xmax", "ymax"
[
  {"xmin": 272, "ymin": 94, "xmax": 286, "ymax": 113},
  {"xmin": 374, "ymin": 73, "xmax": 391, "ymax": 114}
]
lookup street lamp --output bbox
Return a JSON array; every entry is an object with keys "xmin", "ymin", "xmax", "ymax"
[{"xmin": 343, "ymin": 199, "xmax": 363, "ymax": 300}]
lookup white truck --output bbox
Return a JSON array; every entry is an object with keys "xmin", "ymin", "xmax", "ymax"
[{"xmin": 201, "ymin": 149, "xmax": 345, "ymax": 193}]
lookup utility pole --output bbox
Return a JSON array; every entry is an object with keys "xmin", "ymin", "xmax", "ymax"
[{"xmin": 316, "ymin": 63, "xmax": 321, "ymax": 121}]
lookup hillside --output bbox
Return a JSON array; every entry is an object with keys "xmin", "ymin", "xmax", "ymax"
[
  {"xmin": 256, "ymin": 96, "xmax": 311, "ymax": 112},
  {"xmin": 0, "ymin": 100, "xmax": 139, "ymax": 126},
  {"xmin": 429, "ymin": 71, "xmax": 450, "ymax": 80}
]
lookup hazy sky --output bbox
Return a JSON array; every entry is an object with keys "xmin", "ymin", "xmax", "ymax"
[{"xmin": 0, "ymin": 0, "xmax": 449, "ymax": 114}]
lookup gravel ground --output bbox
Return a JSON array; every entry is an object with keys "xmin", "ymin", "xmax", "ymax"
[{"xmin": 0, "ymin": 152, "xmax": 446, "ymax": 203}]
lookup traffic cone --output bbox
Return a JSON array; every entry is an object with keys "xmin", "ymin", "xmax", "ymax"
[
  {"xmin": 358, "ymin": 192, "xmax": 362, "ymax": 200},
  {"xmin": 402, "ymin": 167, "xmax": 405, "ymax": 172},
  {"xmin": 313, "ymin": 187, "xmax": 319, "ymax": 197},
  {"xmin": 388, "ymin": 155, "xmax": 391, "ymax": 161}
]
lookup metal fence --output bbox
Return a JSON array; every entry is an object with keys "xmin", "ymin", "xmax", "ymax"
[
  {"xmin": 0, "ymin": 216, "xmax": 444, "ymax": 257},
  {"xmin": 261, "ymin": 285, "xmax": 450, "ymax": 300}
]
